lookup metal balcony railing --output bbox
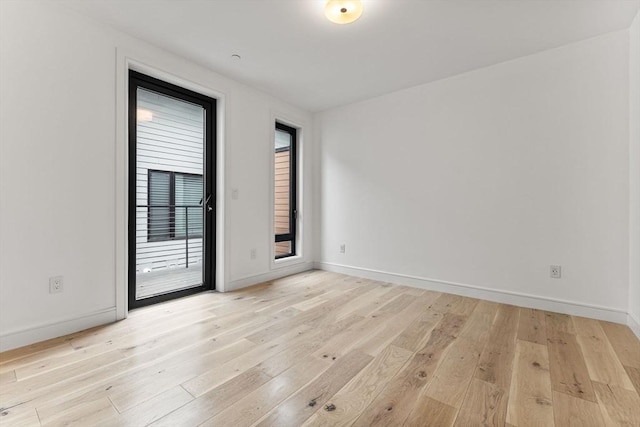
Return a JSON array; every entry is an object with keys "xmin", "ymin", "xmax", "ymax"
[{"xmin": 135, "ymin": 205, "xmax": 203, "ymax": 272}]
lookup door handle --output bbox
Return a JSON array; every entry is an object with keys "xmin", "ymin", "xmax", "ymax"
[{"xmin": 204, "ymin": 194, "xmax": 213, "ymax": 212}]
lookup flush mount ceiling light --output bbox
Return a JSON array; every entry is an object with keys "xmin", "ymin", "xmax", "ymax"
[{"xmin": 324, "ymin": 0, "xmax": 364, "ymax": 24}]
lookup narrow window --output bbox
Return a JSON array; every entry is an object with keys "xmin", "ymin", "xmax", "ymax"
[
  {"xmin": 148, "ymin": 170, "xmax": 203, "ymax": 241},
  {"xmin": 274, "ymin": 122, "xmax": 297, "ymax": 258}
]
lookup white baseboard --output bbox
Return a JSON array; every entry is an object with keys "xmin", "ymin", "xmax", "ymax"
[
  {"xmin": 225, "ymin": 261, "xmax": 315, "ymax": 292},
  {"xmin": 0, "ymin": 307, "xmax": 117, "ymax": 352},
  {"xmin": 316, "ymin": 261, "xmax": 629, "ymax": 325},
  {"xmin": 628, "ymin": 312, "xmax": 640, "ymax": 339}
]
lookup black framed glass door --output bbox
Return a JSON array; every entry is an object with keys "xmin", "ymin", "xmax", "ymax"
[{"xmin": 128, "ymin": 70, "xmax": 216, "ymax": 309}]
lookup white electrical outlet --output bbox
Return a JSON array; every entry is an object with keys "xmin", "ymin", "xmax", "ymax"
[
  {"xmin": 339, "ymin": 244, "xmax": 346, "ymax": 254},
  {"xmin": 550, "ymin": 265, "xmax": 561, "ymax": 279},
  {"xmin": 231, "ymin": 188, "xmax": 239, "ymax": 200},
  {"xmin": 49, "ymin": 276, "xmax": 64, "ymax": 293},
  {"xmin": 250, "ymin": 248, "xmax": 257, "ymax": 260}
]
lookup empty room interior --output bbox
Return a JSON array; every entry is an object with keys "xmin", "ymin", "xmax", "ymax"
[{"xmin": 1, "ymin": 0, "xmax": 640, "ymax": 425}]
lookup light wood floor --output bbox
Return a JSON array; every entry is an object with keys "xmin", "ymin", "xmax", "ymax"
[{"xmin": 1, "ymin": 270, "xmax": 639, "ymax": 426}]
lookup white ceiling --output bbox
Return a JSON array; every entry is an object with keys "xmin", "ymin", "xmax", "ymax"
[{"xmin": 61, "ymin": 0, "xmax": 640, "ymax": 112}]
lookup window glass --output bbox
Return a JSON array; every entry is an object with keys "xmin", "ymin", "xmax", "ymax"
[{"xmin": 274, "ymin": 123, "xmax": 297, "ymax": 258}]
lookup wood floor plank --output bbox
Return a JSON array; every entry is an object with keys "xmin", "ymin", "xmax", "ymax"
[
  {"xmin": 403, "ymin": 396, "xmax": 458, "ymax": 427},
  {"xmin": 624, "ymin": 365, "xmax": 640, "ymax": 395},
  {"xmin": 252, "ymin": 289, "xmax": 326, "ymax": 317},
  {"xmin": 572, "ymin": 316, "xmax": 605, "ymax": 337},
  {"xmin": 506, "ymin": 340, "xmax": 553, "ymax": 427},
  {"xmin": 574, "ymin": 318, "xmax": 635, "ymax": 391},
  {"xmin": 593, "ymin": 382, "xmax": 640, "ymax": 426},
  {"xmin": 68, "ymin": 305, "xmax": 217, "ymax": 351},
  {"xmin": 517, "ymin": 308, "xmax": 547, "ymax": 345},
  {"xmin": 40, "ymin": 397, "xmax": 119, "ymax": 427},
  {"xmin": 424, "ymin": 336, "xmax": 484, "ymax": 408},
  {"xmin": 0, "ymin": 407, "xmax": 41, "ymax": 427},
  {"xmin": 458, "ymin": 300, "xmax": 499, "ymax": 344},
  {"xmin": 475, "ymin": 305, "xmax": 519, "ymax": 389},
  {"xmin": 14, "ymin": 343, "xmax": 114, "ymax": 381},
  {"xmin": 552, "ymin": 390, "xmax": 605, "ymax": 426},
  {"xmin": 0, "ymin": 369, "xmax": 16, "ymax": 386},
  {"xmin": 245, "ymin": 313, "xmax": 317, "ymax": 345},
  {"xmin": 302, "ymin": 345, "xmax": 413, "ymax": 427},
  {"xmin": 390, "ymin": 318, "xmax": 438, "ymax": 353},
  {"xmin": 334, "ymin": 285, "xmax": 404, "ymax": 321},
  {"xmin": 257, "ymin": 315, "xmax": 365, "ymax": 378},
  {"xmin": 117, "ymin": 310, "xmax": 269, "ymax": 358},
  {"xmin": 389, "ymin": 293, "xmax": 442, "ymax": 353},
  {"xmin": 0, "ymin": 337, "xmax": 79, "ymax": 366},
  {"xmin": 547, "ymin": 331, "xmax": 597, "ymax": 402},
  {"xmin": 149, "ymin": 364, "xmax": 274, "ymax": 426},
  {"xmin": 33, "ymin": 338, "xmax": 255, "ymax": 424},
  {"xmin": 254, "ymin": 350, "xmax": 373, "ymax": 427},
  {"xmin": 311, "ymin": 314, "xmax": 390, "ymax": 361},
  {"xmin": 293, "ymin": 290, "xmax": 370, "ymax": 328},
  {"xmin": 398, "ymin": 285, "xmax": 428, "ymax": 297},
  {"xmin": 410, "ymin": 292, "xmax": 468, "ymax": 322},
  {"xmin": 438, "ymin": 293, "xmax": 480, "ymax": 317},
  {"xmin": 339, "ymin": 283, "xmax": 405, "ymax": 318},
  {"xmin": 355, "ymin": 294, "xmax": 457, "ymax": 357},
  {"xmin": 209, "ymin": 294, "xmax": 271, "ymax": 317},
  {"xmin": 117, "ymin": 386, "xmax": 193, "ymax": 427},
  {"xmin": 545, "ymin": 312, "xmax": 576, "ymax": 339},
  {"xmin": 107, "ymin": 339, "xmax": 257, "ymax": 412},
  {"xmin": 0, "ymin": 343, "xmax": 76, "ymax": 374},
  {"xmin": 454, "ymin": 377, "xmax": 508, "ymax": 427},
  {"xmin": 291, "ymin": 293, "xmax": 333, "ymax": 312},
  {"xmin": 377, "ymin": 293, "xmax": 419, "ymax": 315},
  {"xmin": 351, "ymin": 313, "xmax": 466, "ymax": 426},
  {"xmin": 599, "ymin": 321, "xmax": 640, "ymax": 369},
  {"xmin": 0, "ymin": 350, "xmax": 127, "ymax": 409},
  {"xmin": 201, "ymin": 357, "xmax": 329, "ymax": 427},
  {"xmin": 180, "ymin": 324, "xmax": 311, "ymax": 397}
]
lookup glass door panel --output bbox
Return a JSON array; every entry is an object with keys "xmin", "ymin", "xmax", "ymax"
[{"xmin": 129, "ymin": 71, "xmax": 215, "ymax": 308}]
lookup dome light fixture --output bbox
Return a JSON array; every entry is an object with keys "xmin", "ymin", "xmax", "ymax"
[{"xmin": 324, "ymin": 0, "xmax": 364, "ymax": 25}]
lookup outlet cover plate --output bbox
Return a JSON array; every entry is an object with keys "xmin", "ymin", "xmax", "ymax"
[
  {"xmin": 550, "ymin": 265, "xmax": 561, "ymax": 279},
  {"xmin": 49, "ymin": 276, "xmax": 64, "ymax": 293}
]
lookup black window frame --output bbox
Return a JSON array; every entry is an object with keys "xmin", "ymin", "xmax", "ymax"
[
  {"xmin": 147, "ymin": 169, "xmax": 204, "ymax": 242},
  {"xmin": 275, "ymin": 122, "xmax": 298, "ymax": 259}
]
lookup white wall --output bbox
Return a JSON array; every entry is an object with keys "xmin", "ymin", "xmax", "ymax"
[
  {"xmin": 317, "ymin": 30, "xmax": 631, "ymax": 321},
  {"xmin": 629, "ymin": 11, "xmax": 640, "ymax": 335},
  {"xmin": 0, "ymin": 1, "xmax": 314, "ymax": 351}
]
